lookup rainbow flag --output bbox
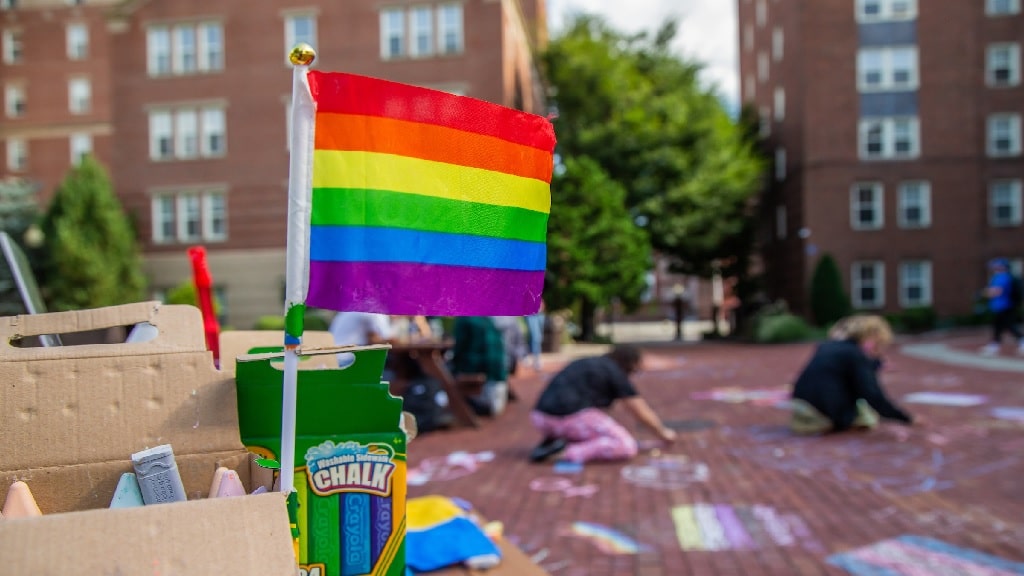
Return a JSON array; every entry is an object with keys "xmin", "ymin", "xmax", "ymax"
[{"xmin": 303, "ymin": 72, "xmax": 556, "ymax": 316}]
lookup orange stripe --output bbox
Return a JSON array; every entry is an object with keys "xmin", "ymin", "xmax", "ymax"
[{"xmin": 314, "ymin": 113, "xmax": 553, "ymax": 184}]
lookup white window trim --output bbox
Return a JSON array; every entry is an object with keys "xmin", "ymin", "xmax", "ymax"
[
  {"xmin": 856, "ymin": 0, "xmax": 917, "ymax": 22},
  {"xmin": 152, "ymin": 189, "xmax": 228, "ymax": 244},
  {"xmin": 2, "ymin": 29, "xmax": 22, "ymax": 65},
  {"xmin": 859, "ymin": 117, "xmax": 921, "ymax": 160},
  {"xmin": 989, "ymin": 179, "xmax": 1023, "ymax": 227},
  {"xmin": 4, "ymin": 83, "xmax": 25, "ymax": 118},
  {"xmin": 857, "ymin": 46, "xmax": 919, "ymax": 92},
  {"xmin": 68, "ymin": 76, "xmax": 91, "ymax": 115},
  {"xmin": 773, "ymin": 87, "xmax": 785, "ymax": 122},
  {"xmin": 986, "ymin": 0, "xmax": 1021, "ymax": 16},
  {"xmin": 6, "ymin": 137, "xmax": 26, "ymax": 172},
  {"xmin": 757, "ymin": 52, "xmax": 769, "ymax": 82},
  {"xmin": 69, "ymin": 132, "xmax": 92, "ymax": 165},
  {"xmin": 850, "ymin": 182, "xmax": 885, "ymax": 230},
  {"xmin": 202, "ymin": 191, "xmax": 227, "ymax": 242},
  {"xmin": 987, "ymin": 113, "xmax": 1022, "ymax": 157},
  {"xmin": 898, "ymin": 260, "xmax": 932, "ymax": 308},
  {"xmin": 772, "ymin": 27, "xmax": 784, "ymax": 62},
  {"xmin": 146, "ymin": 26, "xmax": 171, "ymax": 76},
  {"xmin": 409, "ymin": 5, "xmax": 435, "ymax": 58},
  {"xmin": 743, "ymin": 24, "xmax": 754, "ymax": 52},
  {"xmin": 380, "ymin": 7, "xmax": 406, "ymax": 60},
  {"xmin": 758, "ymin": 105, "xmax": 771, "ymax": 138},
  {"xmin": 774, "ymin": 148, "xmax": 786, "ymax": 181},
  {"xmin": 756, "ymin": 0, "xmax": 767, "ymax": 27},
  {"xmin": 437, "ymin": 3, "xmax": 464, "ymax": 55},
  {"xmin": 66, "ymin": 22, "xmax": 88, "ymax": 60},
  {"xmin": 986, "ymin": 43, "xmax": 1021, "ymax": 88},
  {"xmin": 284, "ymin": 13, "xmax": 317, "ymax": 65},
  {"xmin": 148, "ymin": 105, "xmax": 227, "ymax": 162},
  {"xmin": 851, "ymin": 261, "xmax": 886, "ymax": 309},
  {"xmin": 775, "ymin": 204, "xmax": 787, "ymax": 239},
  {"xmin": 896, "ymin": 181, "xmax": 931, "ymax": 229}
]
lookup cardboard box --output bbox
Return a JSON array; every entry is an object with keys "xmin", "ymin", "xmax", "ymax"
[
  {"xmin": 220, "ymin": 329, "xmax": 338, "ymax": 374},
  {"xmin": 236, "ymin": 345, "xmax": 407, "ymax": 576},
  {"xmin": 0, "ymin": 302, "xmax": 297, "ymax": 575}
]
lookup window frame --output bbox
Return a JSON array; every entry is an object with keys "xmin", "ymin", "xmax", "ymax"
[
  {"xmin": 149, "ymin": 105, "xmax": 226, "ymax": 161},
  {"xmin": 856, "ymin": 0, "xmax": 917, "ymax": 22},
  {"xmin": 898, "ymin": 260, "xmax": 932, "ymax": 308},
  {"xmin": 380, "ymin": 7, "xmax": 406, "ymax": 60},
  {"xmin": 857, "ymin": 46, "xmax": 919, "ymax": 92},
  {"xmin": 859, "ymin": 117, "xmax": 920, "ymax": 160},
  {"xmin": 990, "ymin": 179, "xmax": 1023, "ymax": 227},
  {"xmin": 151, "ymin": 189, "xmax": 228, "ymax": 244},
  {"xmin": 4, "ymin": 83, "xmax": 25, "ymax": 118},
  {"xmin": 284, "ymin": 13, "xmax": 317, "ymax": 64},
  {"xmin": 2, "ymin": 29, "xmax": 22, "ymax": 64},
  {"xmin": 146, "ymin": 26, "xmax": 172, "ymax": 76},
  {"xmin": 986, "ymin": 43, "xmax": 1021, "ymax": 87},
  {"xmin": 773, "ymin": 87, "xmax": 785, "ymax": 122},
  {"xmin": 851, "ymin": 261, "xmax": 886, "ymax": 309},
  {"xmin": 409, "ymin": 5, "xmax": 434, "ymax": 58},
  {"xmin": 5, "ymin": 137, "xmax": 26, "ymax": 172},
  {"xmin": 69, "ymin": 132, "xmax": 92, "ymax": 165},
  {"xmin": 772, "ymin": 27, "xmax": 784, "ymax": 62},
  {"xmin": 987, "ymin": 113, "xmax": 1022, "ymax": 157},
  {"xmin": 774, "ymin": 148, "xmax": 786, "ymax": 181},
  {"xmin": 437, "ymin": 3, "xmax": 463, "ymax": 55},
  {"xmin": 67, "ymin": 76, "xmax": 91, "ymax": 115},
  {"xmin": 850, "ymin": 182, "xmax": 885, "ymax": 231},
  {"xmin": 896, "ymin": 180, "xmax": 931, "ymax": 229},
  {"xmin": 66, "ymin": 22, "xmax": 89, "ymax": 60}
]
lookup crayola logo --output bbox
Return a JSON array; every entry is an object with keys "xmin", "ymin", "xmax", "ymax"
[{"xmin": 305, "ymin": 440, "xmax": 397, "ymax": 497}]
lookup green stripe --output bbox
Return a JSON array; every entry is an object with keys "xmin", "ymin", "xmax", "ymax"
[{"xmin": 311, "ymin": 188, "xmax": 548, "ymax": 243}]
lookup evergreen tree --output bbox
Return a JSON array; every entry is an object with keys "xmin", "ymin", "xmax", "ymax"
[
  {"xmin": 41, "ymin": 156, "xmax": 146, "ymax": 310},
  {"xmin": 546, "ymin": 156, "xmax": 650, "ymax": 341},
  {"xmin": 809, "ymin": 254, "xmax": 852, "ymax": 327}
]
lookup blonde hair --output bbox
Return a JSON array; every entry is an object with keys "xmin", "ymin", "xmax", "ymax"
[{"xmin": 831, "ymin": 315, "xmax": 892, "ymax": 346}]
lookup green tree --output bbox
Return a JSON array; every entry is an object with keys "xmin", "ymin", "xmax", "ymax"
[
  {"xmin": 41, "ymin": 156, "xmax": 146, "ymax": 310},
  {"xmin": 546, "ymin": 156, "xmax": 650, "ymax": 341},
  {"xmin": 809, "ymin": 254, "xmax": 851, "ymax": 327},
  {"xmin": 542, "ymin": 16, "xmax": 765, "ymax": 286}
]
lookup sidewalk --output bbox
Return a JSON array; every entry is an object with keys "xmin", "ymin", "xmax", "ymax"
[{"xmin": 407, "ymin": 328, "xmax": 1024, "ymax": 575}]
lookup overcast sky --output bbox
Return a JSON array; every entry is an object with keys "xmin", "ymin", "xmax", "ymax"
[{"xmin": 547, "ymin": 0, "xmax": 739, "ymax": 108}]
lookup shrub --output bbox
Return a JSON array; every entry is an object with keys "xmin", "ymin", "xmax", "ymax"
[
  {"xmin": 809, "ymin": 254, "xmax": 852, "ymax": 327},
  {"xmin": 885, "ymin": 307, "xmax": 937, "ymax": 334},
  {"xmin": 755, "ymin": 313, "xmax": 820, "ymax": 344}
]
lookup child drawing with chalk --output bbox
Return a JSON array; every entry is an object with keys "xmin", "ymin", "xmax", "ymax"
[
  {"xmin": 790, "ymin": 315, "xmax": 918, "ymax": 435},
  {"xmin": 528, "ymin": 345, "xmax": 677, "ymax": 463}
]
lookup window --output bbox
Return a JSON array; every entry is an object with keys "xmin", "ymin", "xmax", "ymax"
[
  {"xmin": 987, "ymin": 0, "xmax": 1021, "ymax": 15},
  {"xmin": 744, "ymin": 74, "xmax": 756, "ymax": 101},
  {"xmin": 743, "ymin": 24, "xmax": 753, "ymax": 52},
  {"xmin": 772, "ymin": 27, "xmax": 784, "ymax": 62},
  {"xmin": 380, "ymin": 8, "xmax": 405, "ymax": 59},
  {"xmin": 756, "ymin": 0, "xmax": 767, "ymax": 26},
  {"xmin": 149, "ymin": 105, "xmax": 226, "ymax": 161},
  {"xmin": 775, "ymin": 148, "xmax": 786, "ymax": 181},
  {"xmin": 856, "ymin": 0, "xmax": 916, "ymax": 21},
  {"xmin": 6, "ymin": 138, "xmax": 26, "ymax": 171},
  {"xmin": 859, "ymin": 117, "xmax": 919, "ymax": 159},
  {"xmin": 198, "ymin": 22, "xmax": 223, "ymax": 71},
  {"xmin": 285, "ymin": 14, "xmax": 317, "ymax": 61},
  {"xmin": 172, "ymin": 24, "xmax": 197, "ymax": 74},
  {"xmin": 987, "ymin": 43, "xmax": 1020, "ymax": 87},
  {"xmin": 899, "ymin": 261, "xmax": 932, "ymax": 307},
  {"xmin": 857, "ymin": 47, "xmax": 918, "ymax": 91},
  {"xmin": 851, "ymin": 182, "xmax": 884, "ymax": 230},
  {"xmin": 410, "ymin": 6, "xmax": 434, "ymax": 58},
  {"xmin": 757, "ymin": 52, "xmax": 769, "ymax": 82},
  {"xmin": 68, "ymin": 77, "xmax": 91, "ymax": 114},
  {"xmin": 147, "ymin": 27, "xmax": 171, "ymax": 75},
  {"xmin": 897, "ymin": 181, "xmax": 931, "ymax": 228},
  {"xmin": 774, "ymin": 87, "xmax": 785, "ymax": 121},
  {"xmin": 66, "ymin": 23, "xmax": 88, "ymax": 60},
  {"xmin": 990, "ymin": 180, "xmax": 1022, "ymax": 226},
  {"xmin": 149, "ymin": 22, "xmax": 223, "ymax": 76},
  {"xmin": 852, "ymin": 261, "xmax": 885, "ymax": 309},
  {"xmin": 2, "ymin": 29, "xmax": 22, "ymax": 64},
  {"xmin": 758, "ymin": 105, "xmax": 771, "ymax": 137},
  {"xmin": 4, "ymin": 84, "xmax": 25, "ymax": 118},
  {"xmin": 775, "ymin": 205, "xmax": 787, "ymax": 239},
  {"xmin": 437, "ymin": 3, "xmax": 463, "ymax": 55},
  {"xmin": 152, "ymin": 190, "xmax": 227, "ymax": 244},
  {"xmin": 69, "ymin": 132, "xmax": 92, "ymax": 165},
  {"xmin": 987, "ymin": 114, "xmax": 1022, "ymax": 157}
]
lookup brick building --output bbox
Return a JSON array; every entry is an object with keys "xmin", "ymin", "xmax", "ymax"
[
  {"xmin": 739, "ymin": 0, "xmax": 1024, "ymax": 318},
  {"xmin": 2, "ymin": 0, "xmax": 548, "ymax": 328}
]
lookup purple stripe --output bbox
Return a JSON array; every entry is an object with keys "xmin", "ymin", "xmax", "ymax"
[
  {"xmin": 307, "ymin": 261, "xmax": 545, "ymax": 316},
  {"xmin": 714, "ymin": 505, "xmax": 756, "ymax": 550}
]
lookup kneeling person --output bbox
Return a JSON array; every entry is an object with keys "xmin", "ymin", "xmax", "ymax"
[
  {"xmin": 529, "ymin": 345, "xmax": 677, "ymax": 463},
  {"xmin": 790, "ymin": 315, "xmax": 914, "ymax": 434}
]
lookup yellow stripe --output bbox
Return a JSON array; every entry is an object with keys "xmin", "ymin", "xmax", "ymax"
[
  {"xmin": 312, "ymin": 150, "xmax": 550, "ymax": 214},
  {"xmin": 373, "ymin": 516, "xmax": 406, "ymax": 576},
  {"xmin": 295, "ymin": 472, "xmax": 308, "ymax": 564},
  {"xmin": 671, "ymin": 506, "xmax": 705, "ymax": 551}
]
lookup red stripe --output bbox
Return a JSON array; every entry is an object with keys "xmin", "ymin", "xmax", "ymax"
[{"xmin": 307, "ymin": 71, "xmax": 556, "ymax": 153}]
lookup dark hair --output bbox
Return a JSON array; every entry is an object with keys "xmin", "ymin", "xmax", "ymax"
[{"xmin": 607, "ymin": 344, "xmax": 642, "ymax": 374}]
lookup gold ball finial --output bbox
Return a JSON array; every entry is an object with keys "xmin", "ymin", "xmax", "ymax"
[{"xmin": 289, "ymin": 43, "xmax": 316, "ymax": 66}]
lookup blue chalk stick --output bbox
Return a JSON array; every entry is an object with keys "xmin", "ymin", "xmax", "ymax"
[{"xmin": 109, "ymin": 472, "xmax": 145, "ymax": 508}]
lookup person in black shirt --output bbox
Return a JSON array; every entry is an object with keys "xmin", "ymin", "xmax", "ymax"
[
  {"xmin": 529, "ymin": 345, "xmax": 677, "ymax": 463},
  {"xmin": 791, "ymin": 315, "xmax": 915, "ymax": 434}
]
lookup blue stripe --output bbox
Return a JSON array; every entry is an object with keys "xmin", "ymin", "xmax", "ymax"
[
  {"xmin": 898, "ymin": 536, "xmax": 1024, "ymax": 573},
  {"xmin": 309, "ymin": 226, "xmax": 546, "ymax": 271}
]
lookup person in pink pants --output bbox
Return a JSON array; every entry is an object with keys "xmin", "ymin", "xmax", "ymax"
[{"xmin": 529, "ymin": 345, "xmax": 677, "ymax": 463}]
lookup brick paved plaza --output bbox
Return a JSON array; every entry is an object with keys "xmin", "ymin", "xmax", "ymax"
[{"xmin": 407, "ymin": 328, "xmax": 1024, "ymax": 575}]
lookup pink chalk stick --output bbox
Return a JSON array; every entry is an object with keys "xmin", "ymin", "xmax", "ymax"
[
  {"xmin": 3, "ymin": 481, "xmax": 42, "ymax": 518},
  {"xmin": 209, "ymin": 467, "xmax": 229, "ymax": 498},
  {"xmin": 215, "ymin": 470, "xmax": 247, "ymax": 498}
]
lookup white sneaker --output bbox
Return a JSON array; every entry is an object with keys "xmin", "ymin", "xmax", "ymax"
[{"xmin": 980, "ymin": 343, "xmax": 1000, "ymax": 356}]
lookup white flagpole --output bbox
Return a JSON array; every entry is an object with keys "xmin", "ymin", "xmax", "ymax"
[{"xmin": 281, "ymin": 43, "xmax": 316, "ymax": 495}]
